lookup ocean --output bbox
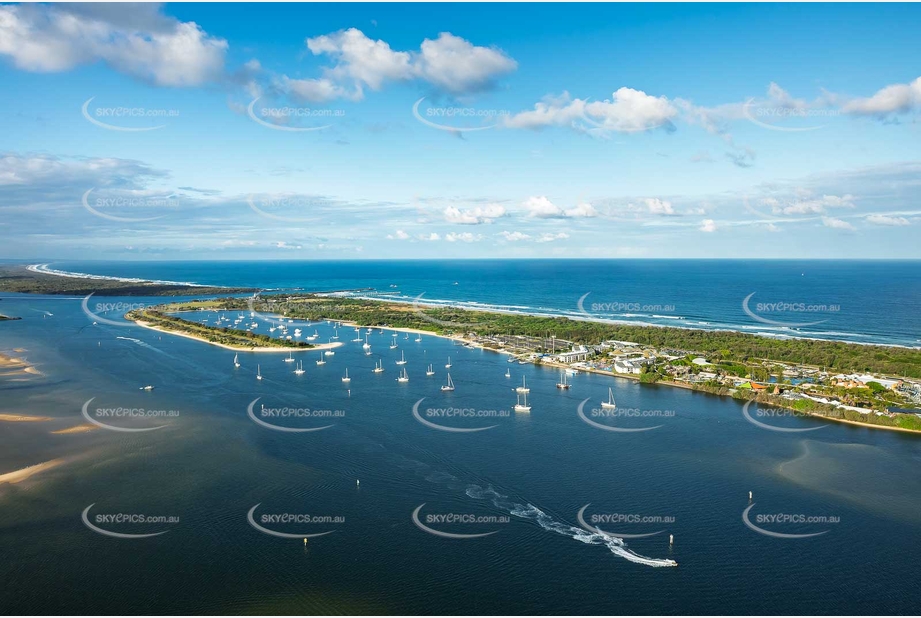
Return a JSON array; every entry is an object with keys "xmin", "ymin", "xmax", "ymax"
[
  {"xmin": 36, "ymin": 259, "xmax": 921, "ymax": 347},
  {"xmin": 1, "ymin": 260, "xmax": 920, "ymax": 614}
]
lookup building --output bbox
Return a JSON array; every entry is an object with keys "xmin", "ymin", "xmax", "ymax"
[{"xmin": 556, "ymin": 345, "xmax": 589, "ymax": 363}]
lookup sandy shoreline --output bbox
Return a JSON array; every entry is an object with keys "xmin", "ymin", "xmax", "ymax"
[
  {"xmin": 133, "ymin": 320, "xmax": 342, "ymax": 352},
  {"xmin": 51, "ymin": 424, "xmax": 98, "ymax": 435},
  {"xmin": 0, "ymin": 413, "xmax": 52, "ymax": 422},
  {"xmin": 0, "ymin": 459, "xmax": 65, "ymax": 484},
  {"xmin": 0, "ymin": 352, "xmax": 41, "ymax": 377}
]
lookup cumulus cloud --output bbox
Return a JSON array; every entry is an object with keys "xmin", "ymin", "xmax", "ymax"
[
  {"xmin": 504, "ymin": 88, "xmax": 677, "ymax": 133},
  {"xmin": 0, "ymin": 3, "xmax": 227, "ymax": 86},
  {"xmin": 288, "ymin": 28, "xmax": 515, "ymax": 101},
  {"xmin": 445, "ymin": 231, "xmax": 482, "ymax": 242},
  {"xmin": 536, "ymin": 232, "xmax": 569, "ymax": 242},
  {"xmin": 821, "ymin": 216, "xmax": 855, "ymax": 230},
  {"xmin": 443, "ymin": 204, "xmax": 506, "ymax": 224},
  {"xmin": 522, "ymin": 196, "xmax": 598, "ymax": 218},
  {"xmin": 500, "ymin": 231, "xmax": 530, "ymax": 241},
  {"xmin": 840, "ymin": 76, "xmax": 921, "ymax": 118},
  {"xmin": 641, "ymin": 198, "xmax": 676, "ymax": 216},
  {"xmin": 699, "ymin": 219, "xmax": 717, "ymax": 233},
  {"xmin": 387, "ymin": 229, "xmax": 410, "ymax": 240}
]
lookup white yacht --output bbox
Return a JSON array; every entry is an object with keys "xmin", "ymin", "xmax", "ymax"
[
  {"xmin": 441, "ymin": 373, "xmax": 455, "ymax": 392},
  {"xmin": 601, "ymin": 388, "xmax": 616, "ymax": 409},
  {"xmin": 256, "ymin": 365, "xmax": 262, "ymax": 381},
  {"xmin": 342, "ymin": 368, "xmax": 351, "ymax": 383},
  {"xmin": 514, "ymin": 392, "xmax": 531, "ymax": 412},
  {"xmin": 294, "ymin": 361, "xmax": 305, "ymax": 376},
  {"xmin": 233, "ymin": 353, "xmax": 240, "ymax": 368},
  {"xmin": 373, "ymin": 360, "xmax": 384, "ymax": 373},
  {"xmin": 426, "ymin": 364, "xmax": 435, "ymax": 376},
  {"xmin": 516, "ymin": 376, "xmax": 530, "ymax": 394},
  {"xmin": 316, "ymin": 352, "xmax": 326, "ymax": 366},
  {"xmin": 389, "ymin": 336, "xmax": 398, "ymax": 349},
  {"xmin": 505, "ymin": 368, "xmax": 511, "ymax": 378},
  {"xmin": 284, "ymin": 351, "xmax": 295, "ymax": 363},
  {"xmin": 396, "ymin": 368, "xmax": 409, "ymax": 383},
  {"xmin": 556, "ymin": 371, "xmax": 571, "ymax": 390},
  {"xmin": 445, "ymin": 356, "xmax": 452, "ymax": 369},
  {"xmin": 395, "ymin": 351, "xmax": 407, "ymax": 365}
]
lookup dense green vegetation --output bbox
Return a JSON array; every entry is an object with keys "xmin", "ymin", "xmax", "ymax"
[
  {"xmin": 216, "ymin": 294, "xmax": 921, "ymax": 379},
  {"xmin": 0, "ymin": 266, "xmax": 256, "ymax": 296},
  {"xmin": 126, "ymin": 308, "xmax": 313, "ymax": 349}
]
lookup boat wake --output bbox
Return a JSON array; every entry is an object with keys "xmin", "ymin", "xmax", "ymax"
[{"xmin": 465, "ymin": 484, "xmax": 677, "ymax": 568}]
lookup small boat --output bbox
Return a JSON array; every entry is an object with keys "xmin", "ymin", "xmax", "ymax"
[
  {"xmin": 342, "ymin": 368, "xmax": 351, "ymax": 383},
  {"xmin": 516, "ymin": 376, "xmax": 529, "ymax": 394},
  {"xmin": 234, "ymin": 353, "xmax": 240, "ymax": 368},
  {"xmin": 426, "ymin": 364, "xmax": 435, "ymax": 376},
  {"xmin": 256, "ymin": 365, "xmax": 263, "ymax": 381},
  {"xmin": 140, "ymin": 385, "xmax": 155, "ymax": 391},
  {"xmin": 325, "ymin": 340, "xmax": 336, "ymax": 356},
  {"xmin": 284, "ymin": 351, "xmax": 295, "ymax": 363},
  {"xmin": 373, "ymin": 360, "xmax": 384, "ymax": 373},
  {"xmin": 331, "ymin": 329, "xmax": 339, "ymax": 340},
  {"xmin": 441, "ymin": 373, "xmax": 455, "ymax": 392},
  {"xmin": 396, "ymin": 351, "xmax": 407, "ymax": 366},
  {"xmin": 601, "ymin": 388, "xmax": 616, "ymax": 409},
  {"xmin": 396, "ymin": 368, "xmax": 409, "ymax": 383},
  {"xmin": 556, "ymin": 371, "xmax": 571, "ymax": 390},
  {"xmin": 294, "ymin": 361, "xmax": 305, "ymax": 376},
  {"xmin": 366, "ymin": 327, "xmax": 373, "ymax": 334},
  {"xmin": 415, "ymin": 335, "xmax": 422, "ymax": 343},
  {"xmin": 389, "ymin": 336, "xmax": 398, "ymax": 350},
  {"xmin": 445, "ymin": 356, "xmax": 452, "ymax": 369},
  {"xmin": 505, "ymin": 368, "xmax": 511, "ymax": 378},
  {"xmin": 362, "ymin": 335, "xmax": 371, "ymax": 350},
  {"xmin": 316, "ymin": 352, "xmax": 326, "ymax": 366},
  {"xmin": 514, "ymin": 392, "xmax": 530, "ymax": 412}
]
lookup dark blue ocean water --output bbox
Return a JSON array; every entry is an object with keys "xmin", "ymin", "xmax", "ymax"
[
  {"xmin": 45, "ymin": 259, "xmax": 921, "ymax": 346},
  {"xmin": 2, "ymin": 289, "xmax": 921, "ymax": 614}
]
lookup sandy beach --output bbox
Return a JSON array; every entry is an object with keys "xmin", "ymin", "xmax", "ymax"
[
  {"xmin": 51, "ymin": 424, "xmax": 99, "ymax": 435},
  {"xmin": 132, "ymin": 319, "xmax": 343, "ymax": 353},
  {"xmin": 0, "ymin": 413, "xmax": 52, "ymax": 423},
  {"xmin": 0, "ymin": 352, "xmax": 41, "ymax": 377},
  {"xmin": 0, "ymin": 459, "xmax": 65, "ymax": 484}
]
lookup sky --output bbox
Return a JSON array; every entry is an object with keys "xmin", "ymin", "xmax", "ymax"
[{"xmin": 1, "ymin": 2, "xmax": 920, "ymax": 261}]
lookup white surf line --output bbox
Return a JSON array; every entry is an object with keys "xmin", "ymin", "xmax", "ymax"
[{"xmin": 27, "ymin": 264, "xmax": 212, "ymax": 288}]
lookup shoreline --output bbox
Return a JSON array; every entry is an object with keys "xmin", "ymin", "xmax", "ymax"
[
  {"xmin": 17, "ymin": 263, "xmax": 915, "ymax": 349},
  {"xmin": 132, "ymin": 319, "xmax": 342, "ymax": 353},
  {"xmin": 0, "ymin": 458, "xmax": 65, "ymax": 484}
]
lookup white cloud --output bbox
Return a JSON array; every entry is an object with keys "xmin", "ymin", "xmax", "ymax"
[
  {"xmin": 841, "ymin": 76, "xmax": 921, "ymax": 118},
  {"xmin": 0, "ymin": 4, "xmax": 227, "ymax": 86},
  {"xmin": 821, "ymin": 216, "xmax": 855, "ymax": 230},
  {"xmin": 505, "ymin": 88, "xmax": 677, "ymax": 133},
  {"xmin": 768, "ymin": 193, "xmax": 855, "ymax": 215},
  {"xmin": 293, "ymin": 28, "xmax": 515, "ymax": 101},
  {"xmin": 500, "ymin": 231, "xmax": 530, "ymax": 241},
  {"xmin": 419, "ymin": 232, "xmax": 441, "ymax": 241},
  {"xmin": 387, "ymin": 229, "xmax": 410, "ymax": 240},
  {"xmin": 642, "ymin": 198, "xmax": 676, "ymax": 216},
  {"xmin": 699, "ymin": 219, "xmax": 717, "ymax": 233},
  {"xmin": 443, "ymin": 204, "xmax": 506, "ymax": 225},
  {"xmin": 523, "ymin": 196, "xmax": 598, "ymax": 218},
  {"xmin": 415, "ymin": 32, "xmax": 517, "ymax": 94},
  {"xmin": 866, "ymin": 214, "xmax": 910, "ymax": 226},
  {"xmin": 536, "ymin": 232, "xmax": 569, "ymax": 243},
  {"xmin": 445, "ymin": 232, "xmax": 481, "ymax": 242}
]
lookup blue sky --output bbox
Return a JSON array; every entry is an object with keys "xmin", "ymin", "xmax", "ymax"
[{"xmin": 1, "ymin": 2, "xmax": 920, "ymax": 260}]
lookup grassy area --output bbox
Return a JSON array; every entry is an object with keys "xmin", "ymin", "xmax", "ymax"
[
  {"xmin": 126, "ymin": 307, "xmax": 313, "ymax": 349},
  {"xmin": 209, "ymin": 294, "xmax": 921, "ymax": 379},
  {"xmin": 0, "ymin": 265, "xmax": 257, "ymax": 296}
]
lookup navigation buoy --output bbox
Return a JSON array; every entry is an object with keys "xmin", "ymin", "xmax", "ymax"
[{"xmin": 303, "ymin": 538, "xmax": 307, "ymax": 546}]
